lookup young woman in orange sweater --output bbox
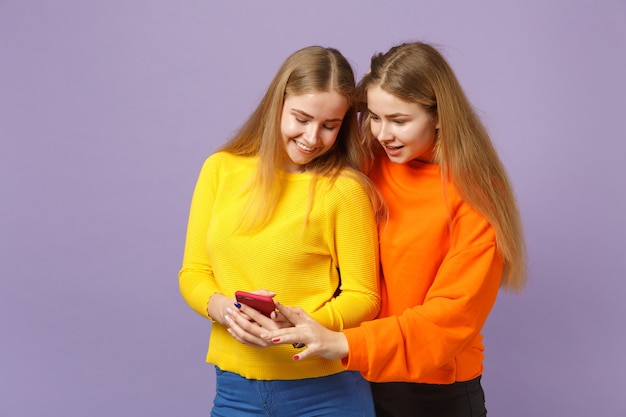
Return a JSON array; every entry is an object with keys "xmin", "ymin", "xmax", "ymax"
[{"xmin": 226, "ymin": 41, "xmax": 527, "ymax": 417}]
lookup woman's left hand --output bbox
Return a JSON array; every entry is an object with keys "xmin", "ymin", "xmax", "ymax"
[
  {"xmin": 261, "ymin": 301, "xmax": 350, "ymax": 360},
  {"xmin": 225, "ymin": 302, "xmax": 292, "ymax": 347}
]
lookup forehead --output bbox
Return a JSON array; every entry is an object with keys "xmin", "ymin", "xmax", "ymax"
[
  {"xmin": 367, "ymin": 86, "xmax": 421, "ymax": 114},
  {"xmin": 283, "ymin": 91, "xmax": 349, "ymax": 117}
]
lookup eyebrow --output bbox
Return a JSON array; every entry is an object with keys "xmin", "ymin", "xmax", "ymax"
[
  {"xmin": 368, "ymin": 108, "xmax": 410, "ymax": 118},
  {"xmin": 291, "ymin": 108, "xmax": 343, "ymax": 122}
]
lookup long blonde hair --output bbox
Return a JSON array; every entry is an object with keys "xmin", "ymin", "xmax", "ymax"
[
  {"xmin": 220, "ymin": 46, "xmax": 384, "ymax": 229},
  {"xmin": 358, "ymin": 42, "xmax": 526, "ymax": 291}
]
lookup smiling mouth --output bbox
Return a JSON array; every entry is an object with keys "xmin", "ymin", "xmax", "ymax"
[{"xmin": 295, "ymin": 140, "xmax": 315, "ymax": 152}]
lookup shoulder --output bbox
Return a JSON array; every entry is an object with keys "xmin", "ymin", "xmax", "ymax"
[
  {"xmin": 204, "ymin": 151, "xmax": 248, "ymax": 166},
  {"xmin": 317, "ymin": 170, "xmax": 372, "ymax": 211},
  {"xmin": 202, "ymin": 151, "xmax": 255, "ymax": 173},
  {"xmin": 444, "ymin": 180, "xmax": 495, "ymax": 241},
  {"xmin": 329, "ymin": 170, "xmax": 370, "ymax": 195}
]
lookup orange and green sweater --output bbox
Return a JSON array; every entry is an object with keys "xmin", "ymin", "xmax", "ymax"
[
  {"xmin": 343, "ymin": 157, "xmax": 503, "ymax": 384},
  {"xmin": 179, "ymin": 152, "xmax": 380, "ymax": 380}
]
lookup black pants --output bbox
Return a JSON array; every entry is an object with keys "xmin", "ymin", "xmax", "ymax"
[{"xmin": 370, "ymin": 376, "xmax": 487, "ymax": 417}]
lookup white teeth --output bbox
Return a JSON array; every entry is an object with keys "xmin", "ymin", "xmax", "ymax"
[{"xmin": 295, "ymin": 141, "xmax": 314, "ymax": 151}]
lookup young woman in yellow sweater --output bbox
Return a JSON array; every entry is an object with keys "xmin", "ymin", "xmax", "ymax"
[
  {"xmin": 179, "ymin": 46, "xmax": 384, "ymax": 416},
  {"xmin": 227, "ymin": 42, "xmax": 527, "ymax": 417}
]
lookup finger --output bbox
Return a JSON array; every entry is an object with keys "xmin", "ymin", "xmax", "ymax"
[
  {"xmin": 274, "ymin": 302, "xmax": 306, "ymax": 325},
  {"xmin": 228, "ymin": 307, "xmax": 263, "ymax": 335},
  {"xmin": 293, "ymin": 347, "xmax": 315, "ymax": 361},
  {"xmin": 232, "ymin": 302, "xmax": 254, "ymax": 321},
  {"xmin": 226, "ymin": 324, "xmax": 247, "ymax": 345},
  {"xmin": 226, "ymin": 326, "xmax": 266, "ymax": 348},
  {"xmin": 268, "ymin": 310, "xmax": 294, "ymax": 326},
  {"xmin": 252, "ymin": 289, "xmax": 276, "ymax": 298},
  {"xmin": 225, "ymin": 315, "xmax": 258, "ymax": 347},
  {"xmin": 226, "ymin": 309, "xmax": 273, "ymax": 347},
  {"xmin": 263, "ymin": 327, "xmax": 309, "ymax": 346},
  {"xmin": 237, "ymin": 303, "xmax": 280, "ymax": 331}
]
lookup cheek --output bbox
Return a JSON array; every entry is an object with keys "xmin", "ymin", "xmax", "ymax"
[
  {"xmin": 410, "ymin": 126, "xmax": 435, "ymax": 145},
  {"xmin": 281, "ymin": 120, "xmax": 299, "ymax": 138},
  {"xmin": 369, "ymin": 122, "xmax": 380, "ymax": 137},
  {"xmin": 321, "ymin": 130, "xmax": 339, "ymax": 147}
]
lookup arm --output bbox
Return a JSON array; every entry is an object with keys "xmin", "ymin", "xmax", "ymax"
[
  {"xmin": 225, "ymin": 178, "xmax": 380, "ymax": 346},
  {"xmin": 265, "ymin": 204, "xmax": 503, "ymax": 381},
  {"xmin": 178, "ymin": 156, "xmax": 227, "ymax": 322},
  {"xmin": 261, "ymin": 241, "xmax": 501, "ymax": 365},
  {"xmin": 306, "ymin": 177, "xmax": 380, "ymax": 330},
  {"xmin": 344, "ymin": 207, "xmax": 503, "ymax": 382}
]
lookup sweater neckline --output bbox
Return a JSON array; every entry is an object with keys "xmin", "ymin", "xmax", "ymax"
[
  {"xmin": 277, "ymin": 169, "xmax": 313, "ymax": 181},
  {"xmin": 406, "ymin": 158, "xmax": 439, "ymax": 171}
]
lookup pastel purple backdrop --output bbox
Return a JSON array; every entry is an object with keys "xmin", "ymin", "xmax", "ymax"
[{"xmin": 1, "ymin": 1, "xmax": 625, "ymax": 416}]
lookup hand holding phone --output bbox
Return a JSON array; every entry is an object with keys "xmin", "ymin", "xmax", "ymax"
[{"xmin": 235, "ymin": 291, "xmax": 276, "ymax": 317}]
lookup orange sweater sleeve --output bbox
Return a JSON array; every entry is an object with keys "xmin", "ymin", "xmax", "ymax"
[{"xmin": 342, "ymin": 159, "xmax": 504, "ymax": 384}]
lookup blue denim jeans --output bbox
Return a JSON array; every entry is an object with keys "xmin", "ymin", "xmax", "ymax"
[{"xmin": 211, "ymin": 367, "xmax": 375, "ymax": 417}]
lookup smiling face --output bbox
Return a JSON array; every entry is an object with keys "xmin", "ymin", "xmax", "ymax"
[
  {"xmin": 367, "ymin": 85, "xmax": 439, "ymax": 164},
  {"xmin": 279, "ymin": 91, "xmax": 349, "ymax": 173}
]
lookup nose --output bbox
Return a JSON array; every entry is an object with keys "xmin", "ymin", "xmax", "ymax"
[
  {"xmin": 376, "ymin": 121, "xmax": 393, "ymax": 142},
  {"xmin": 303, "ymin": 124, "xmax": 321, "ymax": 144}
]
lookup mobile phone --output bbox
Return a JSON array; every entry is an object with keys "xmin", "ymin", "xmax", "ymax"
[{"xmin": 235, "ymin": 291, "xmax": 276, "ymax": 317}]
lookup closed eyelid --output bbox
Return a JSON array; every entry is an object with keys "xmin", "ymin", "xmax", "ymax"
[
  {"xmin": 291, "ymin": 108, "xmax": 313, "ymax": 118},
  {"xmin": 292, "ymin": 110, "xmax": 342, "ymax": 125}
]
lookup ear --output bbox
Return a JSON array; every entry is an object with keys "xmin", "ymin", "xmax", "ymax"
[{"xmin": 432, "ymin": 110, "xmax": 440, "ymax": 129}]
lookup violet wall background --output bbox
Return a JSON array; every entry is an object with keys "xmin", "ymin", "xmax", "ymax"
[{"xmin": 1, "ymin": 0, "xmax": 625, "ymax": 415}]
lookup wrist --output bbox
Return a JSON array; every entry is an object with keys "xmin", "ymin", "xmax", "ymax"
[
  {"xmin": 336, "ymin": 332, "xmax": 350, "ymax": 359},
  {"xmin": 207, "ymin": 293, "xmax": 230, "ymax": 324}
]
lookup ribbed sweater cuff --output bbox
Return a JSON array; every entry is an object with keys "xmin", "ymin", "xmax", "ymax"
[{"xmin": 342, "ymin": 326, "xmax": 369, "ymax": 371}]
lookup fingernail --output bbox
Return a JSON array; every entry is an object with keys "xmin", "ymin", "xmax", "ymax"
[
  {"xmin": 234, "ymin": 302, "xmax": 242, "ymax": 309},
  {"xmin": 272, "ymin": 338, "xmax": 280, "ymax": 343},
  {"xmin": 293, "ymin": 355, "xmax": 300, "ymax": 361}
]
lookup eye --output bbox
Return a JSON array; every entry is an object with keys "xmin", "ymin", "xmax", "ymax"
[
  {"xmin": 295, "ymin": 117, "xmax": 308, "ymax": 124},
  {"xmin": 393, "ymin": 119, "xmax": 406, "ymax": 125},
  {"xmin": 323, "ymin": 124, "xmax": 339, "ymax": 131},
  {"xmin": 369, "ymin": 112, "xmax": 380, "ymax": 122}
]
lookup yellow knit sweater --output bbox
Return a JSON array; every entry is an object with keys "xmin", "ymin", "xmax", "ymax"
[{"xmin": 179, "ymin": 152, "xmax": 380, "ymax": 380}]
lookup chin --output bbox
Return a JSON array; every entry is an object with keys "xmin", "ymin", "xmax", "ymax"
[{"xmin": 385, "ymin": 152, "xmax": 408, "ymax": 164}]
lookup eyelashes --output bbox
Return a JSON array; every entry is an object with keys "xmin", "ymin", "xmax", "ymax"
[{"xmin": 295, "ymin": 118, "xmax": 338, "ymax": 131}]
